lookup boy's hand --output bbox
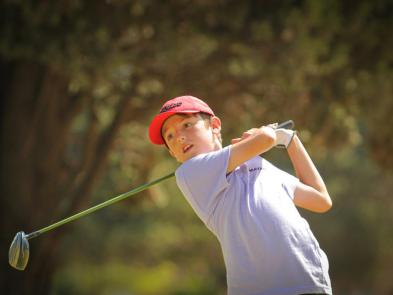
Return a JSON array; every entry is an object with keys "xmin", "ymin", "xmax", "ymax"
[
  {"xmin": 231, "ymin": 127, "xmax": 274, "ymax": 145},
  {"xmin": 275, "ymin": 128, "xmax": 295, "ymax": 148},
  {"xmin": 266, "ymin": 122, "xmax": 295, "ymax": 148},
  {"xmin": 231, "ymin": 123, "xmax": 295, "ymax": 148}
]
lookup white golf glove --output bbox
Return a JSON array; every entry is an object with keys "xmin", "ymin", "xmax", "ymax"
[
  {"xmin": 267, "ymin": 123, "xmax": 295, "ymax": 148},
  {"xmin": 275, "ymin": 128, "xmax": 295, "ymax": 148}
]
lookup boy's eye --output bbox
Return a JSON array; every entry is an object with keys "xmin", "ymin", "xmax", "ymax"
[
  {"xmin": 184, "ymin": 122, "xmax": 192, "ymax": 128},
  {"xmin": 166, "ymin": 133, "xmax": 173, "ymax": 141}
]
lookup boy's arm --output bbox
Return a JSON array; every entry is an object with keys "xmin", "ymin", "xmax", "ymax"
[
  {"xmin": 227, "ymin": 126, "xmax": 276, "ymax": 173},
  {"xmin": 287, "ymin": 134, "xmax": 332, "ymax": 213}
]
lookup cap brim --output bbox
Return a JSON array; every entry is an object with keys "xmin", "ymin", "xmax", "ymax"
[{"xmin": 148, "ymin": 110, "xmax": 200, "ymax": 145}]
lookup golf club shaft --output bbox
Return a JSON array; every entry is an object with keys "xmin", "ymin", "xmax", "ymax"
[
  {"xmin": 25, "ymin": 120, "xmax": 294, "ymax": 240},
  {"xmin": 26, "ymin": 172, "xmax": 175, "ymax": 240},
  {"xmin": 275, "ymin": 120, "xmax": 294, "ymax": 130}
]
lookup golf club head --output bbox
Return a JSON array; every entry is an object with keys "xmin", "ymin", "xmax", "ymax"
[{"xmin": 9, "ymin": 231, "xmax": 30, "ymax": 271}]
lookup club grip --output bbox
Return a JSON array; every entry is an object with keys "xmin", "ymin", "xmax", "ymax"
[{"xmin": 277, "ymin": 120, "xmax": 295, "ymax": 129}]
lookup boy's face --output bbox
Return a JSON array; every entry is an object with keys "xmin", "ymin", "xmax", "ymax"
[{"xmin": 162, "ymin": 113, "xmax": 222, "ymax": 163}]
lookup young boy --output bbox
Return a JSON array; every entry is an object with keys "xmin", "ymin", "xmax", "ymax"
[{"xmin": 148, "ymin": 95, "xmax": 333, "ymax": 295}]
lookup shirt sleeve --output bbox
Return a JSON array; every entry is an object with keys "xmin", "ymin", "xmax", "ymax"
[
  {"xmin": 175, "ymin": 146, "xmax": 231, "ymax": 223},
  {"xmin": 280, "ymin": 169, "xmax": 299, "ymax": 200}
]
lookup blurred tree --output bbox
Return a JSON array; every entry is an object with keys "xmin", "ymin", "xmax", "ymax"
[
  {"xmin": 0, "ymin": 0, "xmax": 392, "ymax": 294},
  {"xmin": 0, "ymin": 1, "xmax": 163, "ymax": 293}
]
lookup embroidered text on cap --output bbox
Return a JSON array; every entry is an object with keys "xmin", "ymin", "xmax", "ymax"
[{"xmin": 160, "ymin": 102, "xmax": 182, "ymax": 113}]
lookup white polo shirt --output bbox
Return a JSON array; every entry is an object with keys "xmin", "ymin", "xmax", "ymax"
[{"xmin": 175, "ymin": 146, "xmax": 332, "ymax": 295}]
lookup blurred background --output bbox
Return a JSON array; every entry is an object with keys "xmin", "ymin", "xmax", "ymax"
[{"xmin": 1, "ymin": 0, "xmax": 392, "ymax": 294}]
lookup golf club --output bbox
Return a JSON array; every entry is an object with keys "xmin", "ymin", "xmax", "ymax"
[{"xmin": 9, "ymin": 120, "xmax": 294, "ymax": 271}]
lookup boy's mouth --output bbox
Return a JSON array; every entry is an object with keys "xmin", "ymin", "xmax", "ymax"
[{"xmin": 183, "ymin": 144, "xmax": 193, "ymax": 153}]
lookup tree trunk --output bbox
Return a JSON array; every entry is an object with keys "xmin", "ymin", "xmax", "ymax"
[{"xmin": 0, "ymin": 59, "xmax": 128, "ymax": 294}]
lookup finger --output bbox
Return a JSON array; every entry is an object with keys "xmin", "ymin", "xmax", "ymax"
[
  {"xmin": 267, "ymin": 123, "xmax": 278, "ymax": 129},
  {"xmin": 241, "ymin": 131, "xmax": 253, "ymax": 140},
  {"xmin": 231, "ymin": 138, "xmax": 242, "ymax": 144}
]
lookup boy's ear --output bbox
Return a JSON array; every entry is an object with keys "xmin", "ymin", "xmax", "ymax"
[{"xmin": 211, "ymin": 116, "xmax": 222, "ymax": 133}]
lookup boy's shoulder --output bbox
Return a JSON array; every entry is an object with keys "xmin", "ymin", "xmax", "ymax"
[
  {"xmin": 177, "ymin": 147, "xmax": 272, "ymax": 174},
  {"xmin": 177, "ymin": 145, "xmax": 231, "ymax": 171},
  {"xmin": 176, "ymin": 146, "xmax": 284, "ymax": 183},
  {"xmin": 174, "ymin": 146, "xmax": 231, "ymax": 223}
]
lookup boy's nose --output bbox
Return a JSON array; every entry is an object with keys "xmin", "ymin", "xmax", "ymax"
[{"xmin": 177, "ymin": 134, "xmax": 186, "ymax": 144}]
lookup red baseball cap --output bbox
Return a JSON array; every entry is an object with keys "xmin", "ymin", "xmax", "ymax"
[{"xmin": 149, "ymin": 95, "xmax": 215, "ymax": 145}]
